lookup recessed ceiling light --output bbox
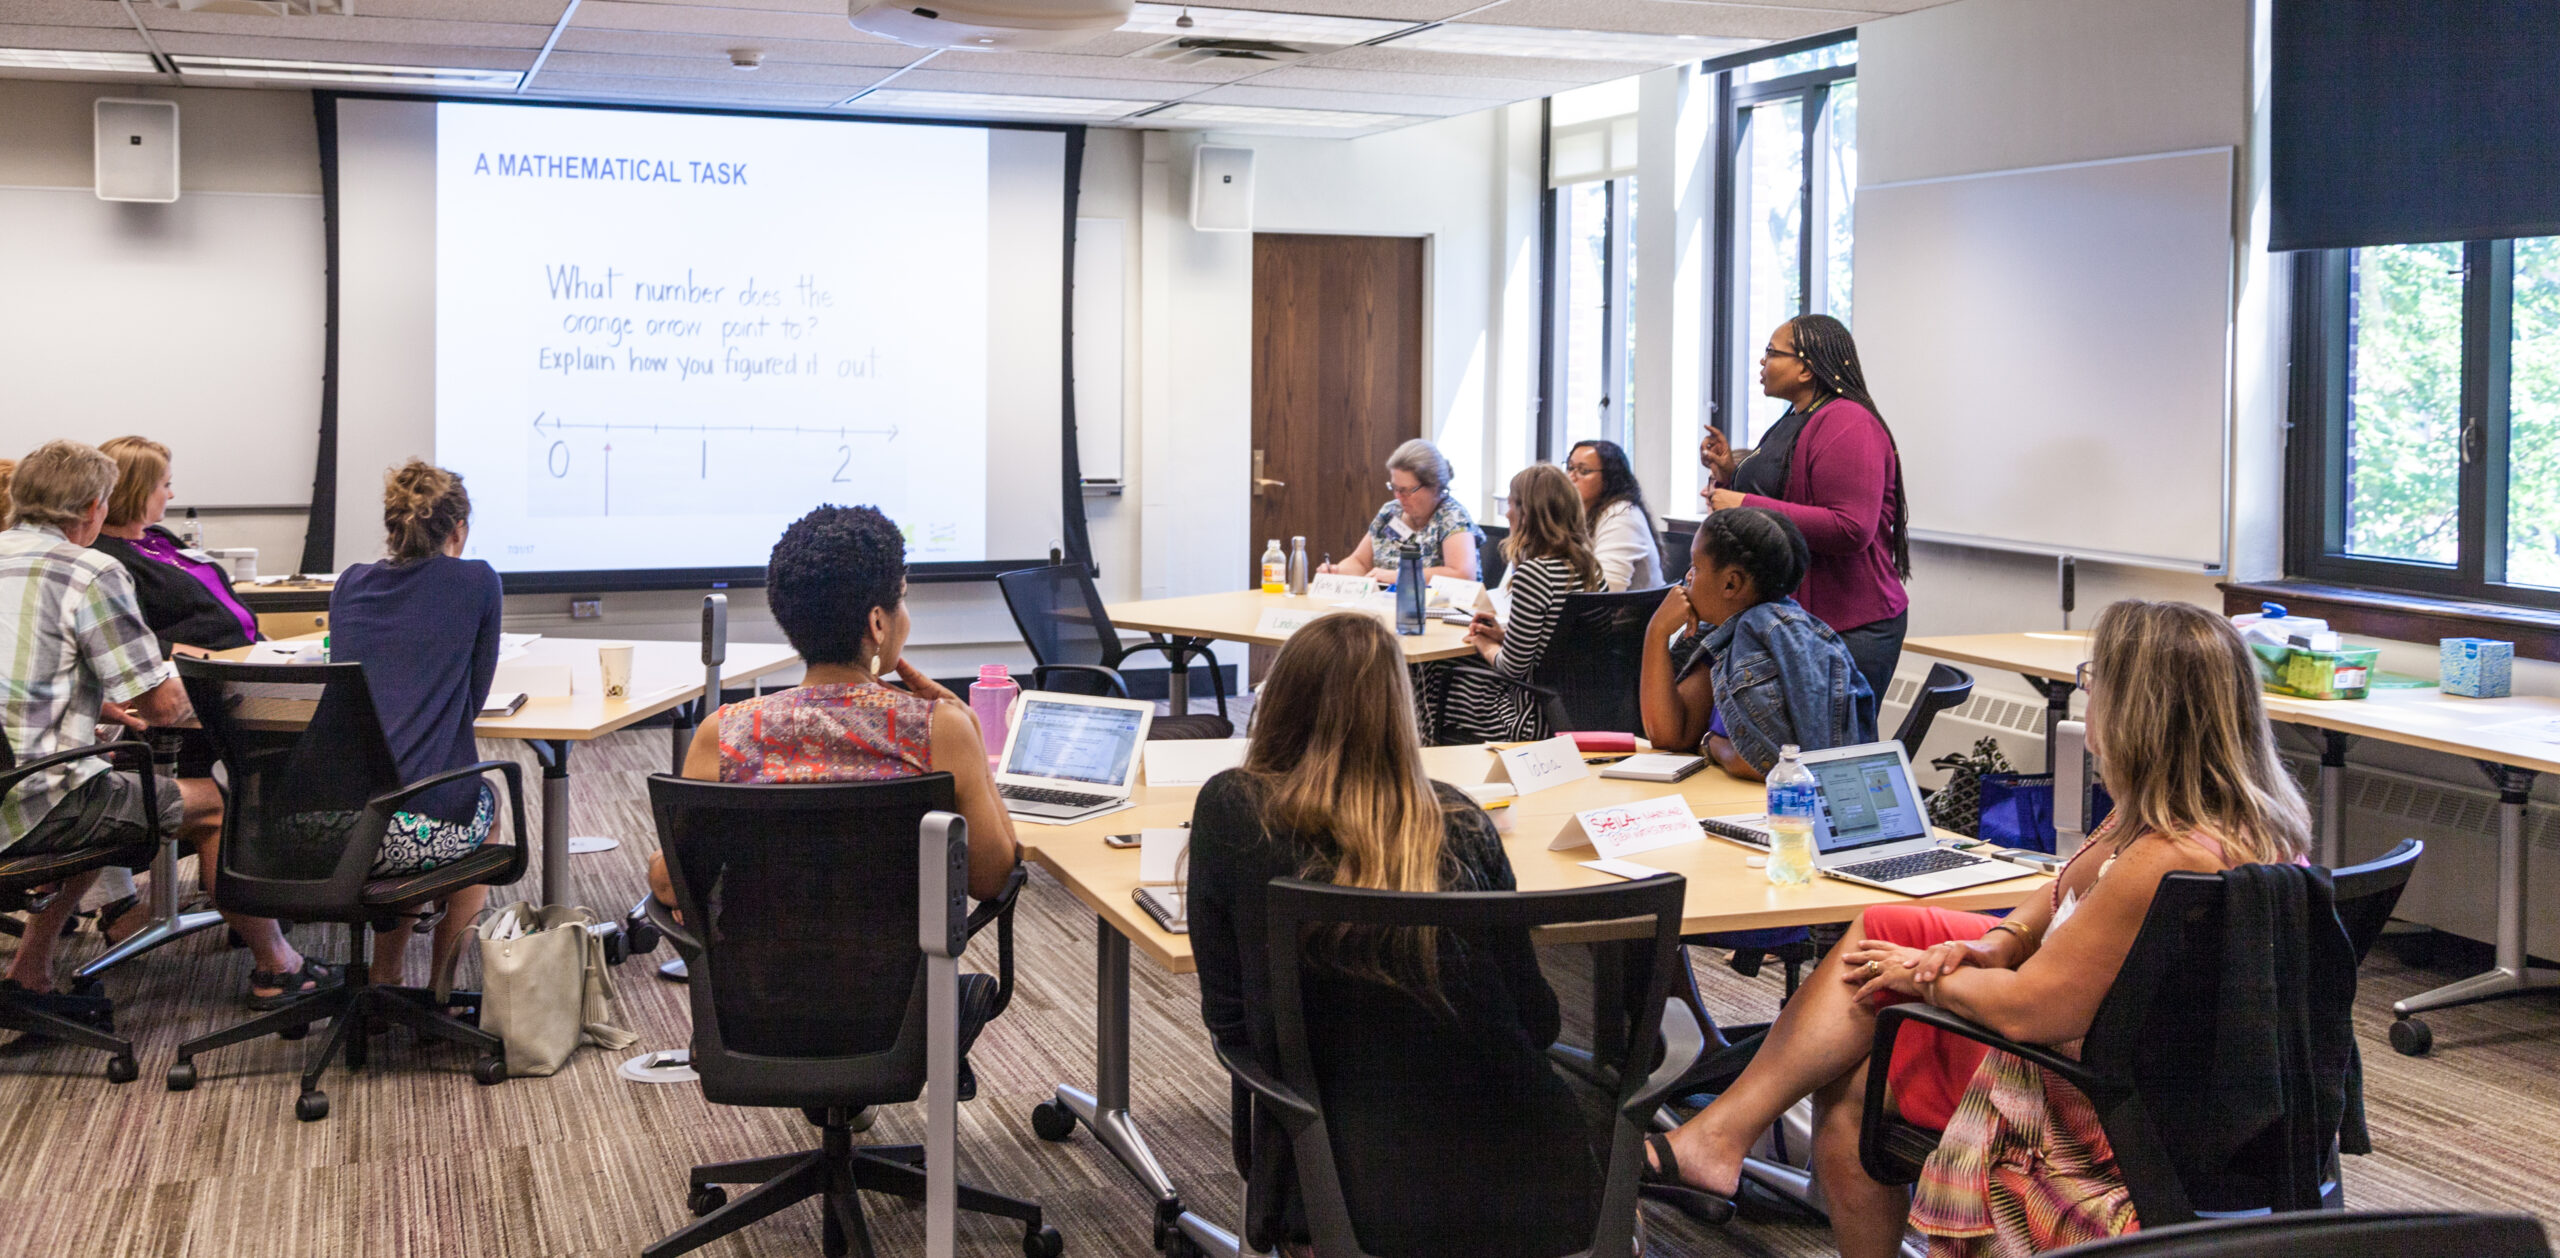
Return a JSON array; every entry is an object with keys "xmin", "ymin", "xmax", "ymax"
[
  {"xmin": 853, "ymin": 89, "xmax": 1157, "ymax": 119},
  {"xmin": 0, "ymin": 48, "xmax": 161, "ymax": 74},
  {"xmin": 1379, "ymin": 23, "xmax": 1759, "ymax": 63},
  {"xmin": 170, "ymin": 55, "xmax": 522, "ymax": 89},
  {"xmin": 1148, "ymin": 102, "xmax": 1411, "ymax": 130},
  {"xmin": 729, "ymin": 49, "xmax": 764, "ymax": 71},
  {"xmin": 1121, "ymin": 3, "xmax": 1414, "ymax": 45}
]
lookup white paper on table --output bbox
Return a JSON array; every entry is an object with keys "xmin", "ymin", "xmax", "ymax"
[
  {"xmin": 1472, "ymin": 586, "xmax": 1514, "ymax": 627},
  {"xmin": 1138, "ymin": 827, "xmax": 1191, "ymax": 885},
  {"xmin": 2477, "ymin": 715, "xmax": 2560, "ymax": 745},
  {"xmin": 493, "ymin": 662, "xmax": 574, "ymax": 698},
  {"xmin": 1307, "ymin": 573, "xmax": 1379, "ymax": 600},
  {"xmin": 1581, "ymin": 858, "xmax": 1672, "ymax": 881},
  {"xmin": 1548, "ymin": 794, "xmax": 1703, "ymax": 859},
  {"xmin": 497, "ymin": 631, "xmax": 542, "ymax": 664},
  {"xmin": 1485, "ymin": 734, "xmax": 1589, "ymax": 796},
  {"xmin": 1144, "ymin": 738, "xmax": 1250, "ymax": 786},
  {"xmin": 1429, "ymin": 574, "xmax": 1484, "ymax": 611}
]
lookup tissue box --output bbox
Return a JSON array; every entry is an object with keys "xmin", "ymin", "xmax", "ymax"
[{"xmin": 2442, "ymin": 638, "xmax": 2514, "ymax": 698}]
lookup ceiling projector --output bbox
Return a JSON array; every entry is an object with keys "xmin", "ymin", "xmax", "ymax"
[{"xmin": 849, "ymin": 0, "xmax": 1137, "ymax": 51}]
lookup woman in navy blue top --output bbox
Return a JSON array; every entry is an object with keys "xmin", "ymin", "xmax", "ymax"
[{"xmin": 328, "ymin": 460, "xmax": 504, "ymax": 989}]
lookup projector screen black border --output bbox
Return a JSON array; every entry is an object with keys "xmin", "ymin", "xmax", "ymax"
[{"xmin": 303, "ymin": 90, "xmax": 1098, "ymax": 592}]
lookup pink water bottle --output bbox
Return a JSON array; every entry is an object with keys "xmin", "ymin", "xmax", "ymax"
[{"xmin": 969, "ymin": 664, "xmax": 1020, "ymax": 766}]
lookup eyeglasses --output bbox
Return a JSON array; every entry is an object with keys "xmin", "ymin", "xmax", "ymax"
[
  {"xmin": 1761, "ymin": 345, "xmax": 1804, "ymax": 362},
  {"xmin": 1386, "ymin": 481, "xmax": 1437, "ymax": 499},
  {"xmin": 2075, "ymin": 662, "xmax": 2097, "ymax": 692}
]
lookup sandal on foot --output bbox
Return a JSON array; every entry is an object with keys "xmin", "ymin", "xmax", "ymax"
[
  {"xmin": 1638, "ymin": 1132, "xmax": 1738, "ymax": 1225},
  {"xmin": 0, "ymin": 977, "xmax": 115, "ymax": 1030},
  {"xmin": 92, "ymin": 895, "xmax": 145, "ymax": 946},
  {"xmin": 246, "ymin": 959, "xmax": 343, "ymax": 1011}
]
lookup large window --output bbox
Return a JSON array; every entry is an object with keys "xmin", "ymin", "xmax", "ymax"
[
  {"xmin": 1539, "ymin": 80, "xmax": 1642, "ymax": 460},
  {"xmin": 1714, "ymin": 38, "xmax": 1857, "ymax": 447},
  {"xmin": 2289, "ymin": 237, "xmax": 2560, "ymax": 606}
]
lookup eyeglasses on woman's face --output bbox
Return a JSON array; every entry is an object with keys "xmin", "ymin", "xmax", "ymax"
[
  {"xmin": 2075, "ymin": 661, "xmax": 2098, "ymax": 693},
  {"xmin": 1760, "ymin": 345, "xmax": 1805, "ymax": 362},
  {"xmin": 1387, "ymin": 478, "xmax": 1436, "ymax": 501}
]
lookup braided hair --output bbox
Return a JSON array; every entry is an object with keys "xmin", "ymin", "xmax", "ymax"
[
  {"xmin": 1698, "ymin": 507, "xmax": 1810, "ymax": 604},
  {"xmin": 1787, "ymin": 314, "xmax": 1912, "ymax": 581}
]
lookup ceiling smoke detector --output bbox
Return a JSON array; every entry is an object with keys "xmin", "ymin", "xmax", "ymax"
[
  {"xmin": 848, "ymin": 0, "xmax": 1135, "ymax": 52},
  {"xmin": 729, "ymin": 48, "xmax": 764, "ymax": 70}
]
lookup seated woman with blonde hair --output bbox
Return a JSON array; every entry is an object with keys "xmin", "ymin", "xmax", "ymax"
[{"xmin": 1640, "ymin": 599, "xmax": 2314, "ymax": 1257}]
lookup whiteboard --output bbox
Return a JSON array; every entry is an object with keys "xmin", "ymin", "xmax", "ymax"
[
  {"xmin": 0, "ymin": 186, "xmax": 324, "ymax": 507},
  {"xmin": 1854, "ymin": 147, "xmax": 2234, "ymax": 571},
  {"xmin": 1073, "ymin": 216, "xmax": 1126, "ymax": 484}
]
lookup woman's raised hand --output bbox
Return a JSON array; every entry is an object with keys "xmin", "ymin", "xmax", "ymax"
[{"xmin": 1699, "ymin": 428, "xmax": 1737, "ymax": 485}]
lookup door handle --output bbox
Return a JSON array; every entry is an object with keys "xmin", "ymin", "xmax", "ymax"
[{"xmin": 1252, "ymin": 449, "xmax": 1285, "ymax": 497}]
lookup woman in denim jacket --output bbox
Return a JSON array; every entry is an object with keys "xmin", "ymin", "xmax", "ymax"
[{"xmin": 1638, "ymin": 507, "xmax": 1876, "ymax": 780}]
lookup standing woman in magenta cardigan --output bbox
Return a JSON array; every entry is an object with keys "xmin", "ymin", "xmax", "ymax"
[{"xmin": 1700, "ymin": 314, "xmax": 1910, "ymax": 719}]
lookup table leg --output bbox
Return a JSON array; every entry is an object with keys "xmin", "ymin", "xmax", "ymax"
[
  {"xmin": 2027, "ymin": 674, "xmax": 2075, "ymax": 774},
  {"xmin": 531, "ymin": 739, "xmax": 572, "ymax": 907},
  {"xmin": 2394, "ymin": 764, "xmax": 2560, "ymax": 1026},
  {"xmin": 2316, "ymin": 730, "xmax": 2354, "ymax": 869},
  {"xmin": 1040, "ymin": 917, "xmax": 1186, "ymax": 1249},
  {"xmin": 74, "ymin": 838, "xmax": 223, "ymax": 981}
]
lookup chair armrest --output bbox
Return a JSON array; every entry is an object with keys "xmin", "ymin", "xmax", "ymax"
[
  {"xmin": 644, "ymin": 892, "xmax": 703, "ymax": 953},
  {"xmin": 1214, "ymin": 1040, "xmax": 1319, "ymax": 1129},
  {"xmin": 1030, "ymin": 664, "xmax": 1129, "ymax": 699},
  {"xmin": 1860, "ymin": 1001, "xmax": 2108, "ymax": 1185},
  {"xmin": 0, "ymin": 738, "xmax": 153, "ymax": 792},
  {"xmin": 368, "ymin": 759, "xmax": 524, "ymax": 816},
  {"xmin": 965, "ymin": 863, "xmax": 1028, "ymax": 1020},
  {"xmin": 1622, "ymin": 999, "xmax": 1710, "ymax": 1119}
]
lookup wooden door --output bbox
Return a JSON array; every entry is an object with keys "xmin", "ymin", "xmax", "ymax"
[{"xmin": 1251, "ymin": 233, "xmax": 1427, "ymax": 583}]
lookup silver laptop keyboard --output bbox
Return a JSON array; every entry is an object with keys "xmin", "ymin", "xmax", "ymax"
[
  {"xmin": 1832, "ymin": 848, "xmax": 1986, "ymax": 884},
  {"xmin": 1000, "ymin": 784, "xmax": 1115, "ymax": 809}
]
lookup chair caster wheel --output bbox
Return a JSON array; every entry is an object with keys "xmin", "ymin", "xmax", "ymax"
[
  {"xmin": 279, "ymin": 1022, "xmax": 309, "ymax": 1041},
  {"xmin": 1030, "ymin": 1100, "xmax": 1077, "ymax": 1142},
  {"xmin": 687, "ymin": 1186, "xmax": 727, "ymax": 1217},
  {"xmin": 295, "ymin": 1090, "xmax": 330, "ymax": 1122},
  {"xmin": 106, "ymin": 1054, "xmax": 139, "ymax": 1085},
  {"xmin": 2390, "ymin": 1016, "xmax": 2433, "ymax": 1056},
  {"xmin": 472, "ymin": 1055, "xmax": 508, "ymax": 1086},
  {"xmin": 165, "ymin": 1060, "xmax": 198, "ymax": 1091},
  {"xmin": 1023, "ymin": 1224, "xmax": 1063, "ymax": 1257}
]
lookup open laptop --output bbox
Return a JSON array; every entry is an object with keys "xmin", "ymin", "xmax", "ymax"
[
  {"xmin": 994, "ymin": 691, "xmax": 1154, "ymax": 823},
  {"xmin": 1697, "ymin": 741, "xmax": 2035, "ymax": 896}
]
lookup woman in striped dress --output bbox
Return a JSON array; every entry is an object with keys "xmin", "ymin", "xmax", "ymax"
[{"xmin": 1421, "ymin": 463, "xmax": 1599, "ymax": 744}]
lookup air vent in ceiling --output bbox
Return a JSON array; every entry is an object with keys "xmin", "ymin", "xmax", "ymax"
[{"xmin": 1136, "ymin": 36, "xmax": 1339, "ymax": 65}]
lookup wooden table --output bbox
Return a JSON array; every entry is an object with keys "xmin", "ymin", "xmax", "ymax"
[
  {"xmin": 1015, "ymin": 743, "xmax": 2047, "ymax": 1254},
  {"xmin": 1104, "ymin": 588, "xmax": 1477, "ymax": 715},
  {"xmin": 1905, "ymin": 630, "xmax": 2560, "ymax": 1052},
  {"xmin": 219, "ymin": 634, "xmax": 800, "ymax": 907}
]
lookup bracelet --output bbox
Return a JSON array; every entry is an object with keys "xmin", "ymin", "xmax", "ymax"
[{"xmin": 1985, "ymin": 920, "xmax": 2036, "ymax": 947}]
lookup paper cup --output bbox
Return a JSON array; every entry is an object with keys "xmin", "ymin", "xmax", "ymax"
[{"xmin": 599, "ymin": 645, "xmax": 635, "ymax": 700}]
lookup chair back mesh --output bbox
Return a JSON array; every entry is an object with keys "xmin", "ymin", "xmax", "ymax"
[
  {"xmin": 1890, "ymin": 663, "xmax": 1975, "ymax": 759},
  {"xmin": 1530, "ymin": 589, "xmax": 1660, "ymax": 736},
  {"xmin": 178, "ymin": 659, "xmax": 404, "ymax": 907},
  {"xmin": 649, "ymin": 773, "xmax": 953, "ymax": 1102},
  {"xmin": 996, "ymin": 565, "xmax": 1116, "ymax": 669}
]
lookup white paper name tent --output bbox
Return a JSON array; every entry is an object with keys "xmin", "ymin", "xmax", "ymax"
[
  {"xmin": 1143, "ymin": 738, "xmax": 1251, "ymax": 787},
  {"xmin": 1307, "ymin": 573, "xmax": 1379, "ymax": 599},
  {"xmin": 1486, "ymin": 735, "xmax": 1590, "ymax": 797},
  {"xmin": 1253, "ymin": 606, "xmax": 1325, "ymax": 638},
  {"xmin": 1429, "ymin": 574, "xmax": 1484, "ymax": 610},
  {"xmin": 1137, "ymin": 828, "xmax": 1190, "ymax": 886},
  {"xmin": 1549, "ymin": 794, "xmax": 1703, "ymax": 860}
]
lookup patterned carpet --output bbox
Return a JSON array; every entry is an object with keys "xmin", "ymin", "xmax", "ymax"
[{"xmin": 0, "ymin": 727, "xmax": 2554, "ymax": 1257}]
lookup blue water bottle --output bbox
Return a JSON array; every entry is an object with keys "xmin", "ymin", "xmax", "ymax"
[{"xmin": 1394, "ymin": 541, "xmax": 1426, "ymax": 636}]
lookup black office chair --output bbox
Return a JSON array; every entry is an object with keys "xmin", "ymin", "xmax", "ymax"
[
  {"xmin": 1659, "ymin": 523, "xmax": 1696, "ymax": 585},
  {"xmin": 640, "ymin": 773, "xmax": 1055, "ymax": 1258},
  {"xmin": 2040, "ymin": 1211, "xmax": 2549, "ymax": 1258},
  {"xmin": 0, "ymin": 733, "xmax": 162, "ymax": 1083},
  {"xmin": 1857, "ymin": 850, "xmax": 2411, "ymax": 1224},
  {"xmin": 1220, "ymin": 874, "xmax": 1704, "ymax": 1258},
  {"xmin": 164, "ymin": 659, "xmax": 530, "ymax": 1122},
  {"xmin": 1891, "ymin": 662, "xmax": 1975, "ymax": 764},
  {"xmin": 1478, "ymin": 523, "xmax": 1509, "ymax": 589},
  {"xmin": 995, "ymin": 563, "xmax": 1233, "ymax": 739},
  {"xmin": 1417, "ymin": 588, "xmax": 1660, "ymax": 744}
]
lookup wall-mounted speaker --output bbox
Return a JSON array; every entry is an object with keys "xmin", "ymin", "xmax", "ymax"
[
  {"xmin": 95, "ymin": 98, "xmax": 180, "ymax": 204},
  {"xmin": 1189, "ymin": 144, "xmax": 1253, "ymax": 233}
]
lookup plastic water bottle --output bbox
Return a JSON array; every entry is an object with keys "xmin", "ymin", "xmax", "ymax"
[
  {"xmin": 1261, "ymin": 539, "xmax": 1286, "ymax": 594},
  {"xmin": 1765, "ymin": 744, "xmax": 1818, "ymax": 886},
  {"xmin": 183, "ymin": 507, "xmax": 203, "ymax": 548},
  {"xmin": 1287, "ymin": 536, "xmax": 1309, "ymax": 596},
  {"xmin": 969, "ymin": 665, "xmax": 1019, "ymax": 767}
]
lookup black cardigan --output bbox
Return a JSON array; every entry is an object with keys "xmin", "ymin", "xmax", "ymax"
[
  {"xmin": 90, "ymin": 527, "xmax": 255, "ymax": 651},
  {"xmin": 1188, "ymin": 773, "xmax": 1600, "ymax": 1257}
]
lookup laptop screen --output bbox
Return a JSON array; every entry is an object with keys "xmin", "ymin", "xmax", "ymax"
[
  {"xmin": 1003, "ymin": 697, "xmax": 1145, "ymax": 787},
  {"xmin": 1807, "ymin": 749, "xmax": 1930, "ymax": 853}
]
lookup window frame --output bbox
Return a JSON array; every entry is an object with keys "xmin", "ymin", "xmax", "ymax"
[
  {"xmin": 2284, "ymin": 239, "xmax": 2559, "ymax": 612},
  {"xmin": 1706, "ymin": 38, "xmax": 1858, "ymax": 447},
  {"xmin": 1538, "ymin": 173, "xmax": 1637, "ymax": 460}
]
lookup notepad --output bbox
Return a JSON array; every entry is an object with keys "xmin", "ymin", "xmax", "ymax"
[
  {"xmin": 1600, "ymin": 753, "xmax": 1706, "ymax": 783},
  {"xmin": 480, "ymin": 692, "xmax": 528, "ymax": 718}
]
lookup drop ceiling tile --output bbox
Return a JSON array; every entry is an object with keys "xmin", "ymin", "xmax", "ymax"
[
  {"xmin": 130, "ymin": 12, "xmax": 554, "ymax": 49},
  {"xmin": 0, "ymin": 23, "xmax": 153, "ymax": 52},
  {"xmin": 574, "ymin": 1, "xmax": 899, "ymax": 43},
  {"xmin": 1186, "ymin": 82, "xmax": 1501, "ymax": 115},
  {"xmin": 522, "ymin": 71, "xmax": 854, "ymax": 103},
  {"xmin": 922, "ymin": 48, "xmax": 1260, "ymax": 84},
  {"xmin": 5, "ymin": 1, "xmax": 137, "ymax": 28},
  {"xmin": 537, "ymin": 49, "xmax": 891, "ymax": 85},
  {"xmin": 148, "ymin": 32, "xmax": 540, "ymax": 68},
  {"xmin": 1302, "ymin": 43, "xmax": 1653, "ymax": 83},
  {"xmin": 1468, "ymin": 0, "xmax": 1874, "ymax": 39},
  {"xmin": 888, "ymin": 68, "xmax": 1197, "ymax": 101},
  {"xmin": 1036, "ymin": 31, "xmax": 1166, "ymax": 56},
  {"xmin": 1171, "ymin": 0, "xmax": 1474, "ymax": 19},
  {"xmin": 356, "ymin": 0, "xmax": 579, "ymax": 21},
  {"xmin": 553, "ymin": 27, "xmax": 921, "ymax": 66},
  {"xmin": 1240, "ymin": 63, "xmax": 1580, "ymax": 100}
]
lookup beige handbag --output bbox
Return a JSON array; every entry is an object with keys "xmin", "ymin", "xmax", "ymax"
[{"xmin": 467, "ymin": 903, "xmax": 638, "ymax": 1077}]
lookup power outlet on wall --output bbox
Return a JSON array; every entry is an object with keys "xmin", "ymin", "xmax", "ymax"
[{"xmin": 570, "ymin": 599, "xmax": 603, "ymax": 620}]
